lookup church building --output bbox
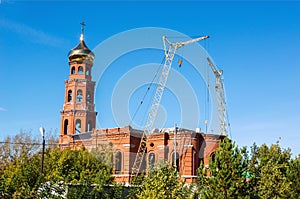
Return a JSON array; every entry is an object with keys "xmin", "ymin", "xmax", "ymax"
[{"xmin": 59, "ymin": 27, "xmax": 225, "ymax": 184}]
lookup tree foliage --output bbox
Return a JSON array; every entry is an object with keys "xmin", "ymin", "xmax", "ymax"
[
  {"xmin": 194, "ymin": 138, "xmax": 250, "ymax": 199},
  {"xmin": 195, "ymin": 138, "xmax": 299, "ymax": 199},
  {"xmin": 1, "ymin": 132, "xmax": 299, "ymax": 198},
  {"xmin": 0, "ymin": 152, "xmax": 41, "ymax": 198},
  {"xmin": 136, "ymin": 162, "xmax": 190, "ymax": 199},
  {"xmin": 287, "ymin": 155, "xmax": 300, "ymax": 198},
  {"xmin": 249, "ymin": 142, "xmax": 292, "ymax": 198},
  {"xmin": 0, "ymin": 140, "xmax": 116, "ymax": 198}
]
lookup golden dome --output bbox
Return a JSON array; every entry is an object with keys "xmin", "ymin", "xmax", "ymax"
[{"xmin": 68, "ymin": 34, "xmax": 94, "ymax": 62}]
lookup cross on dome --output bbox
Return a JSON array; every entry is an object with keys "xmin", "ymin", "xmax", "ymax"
[{"xmin": 80, "ymin": 21, "xmax": 86, "ymax": 41}]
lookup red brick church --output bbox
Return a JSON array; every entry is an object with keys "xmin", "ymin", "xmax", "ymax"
[{"xmin": 59, "ymin": 30, "xmax": 225, "ymax": 184}]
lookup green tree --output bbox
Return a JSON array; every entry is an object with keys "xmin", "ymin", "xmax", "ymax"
[
  {"xmin": 0, "ymin": 146, "xmax": 117, "ymax": 198},
  {"xmin": 45, "ymin": 148, "xmax": 112, "ymax": 184},
  {"xmin": 248, "ymin": 142, "xmax": 292, "ymax": 199},
  {"xmin": 43, "ymin": 148, "xmax": 115, "ymax": 198},
  {"xmin": 287, "ymin": 155, "xmax": 300, "ymax": 198},
  {"xmin": 0, "ymin": 152, "xmax": 42, "ymax": 198},
  {"xmin": 136, "ymin": 162, "xmax": 190, "ymax": 199},
  {"xmin": 194, "ymin": 138, "xmax": 250, "ymax": 199}
]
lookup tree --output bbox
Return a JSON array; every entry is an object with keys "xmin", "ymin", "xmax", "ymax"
[
  {"xmin": 43, "ymin": 148, "xmax": 115, "ymax": 198},
  {"xmin": 194, "ymin": 138, "xmax": 250, "ymax": 199},
  {"xmin": 0, "ymin": 129, "xmax": 58, "ymax": 174},
  {"xmin": 0, "ymin": 130, "xmax": 40, "ymax": 172},
  {"xmin": 136, "ymin": 162, "xmax": 190, "ymax": 199},
  {"xmin": 0, "ymin": 152, "xmax": 42, "ymax": 198},
  {"xmin": 287, "ymin": 155, "xmax": 300, "ymax": 198},
  {"xmin": 0, "ymin": 146, "xmax": 117, "ymax": 198},
  {"xmin": 249, "ymin": 142, "xmax": 292, "ymax": 199}
]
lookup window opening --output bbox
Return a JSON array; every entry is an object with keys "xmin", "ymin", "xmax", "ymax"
[
  {"xmin": 86, "ymin": 68, "xmax": 90, "ymax": 76},
  {"xmin": 87, "ymin": 121, "xmax": 92, "ymax": 132},
  {"xmin": 77, "ymin": 90, "xmax": 83, "ymax": 102},
  {"xmin": 75, "ymin": 119, "xmax": 81, "ymax": 133},
  {"xmin": 115, "ymin": 151, "xmax": 122, "ymax": 174},
  {"xmin": 71, "ymin": 67, "xmax": 75, "ymax": 74},
  {"xmin": 67, "ymin": 90, "xmax": 72, "ymax": 102},
  {"xmin": 148, "ymin": 153, "xmax": 155, "ymax": 169},
  {"xmin": 64, "ymin": 119, "xmax": 68, "ymax": 135},
  {"xmin": 87, "ymin": 92, "xmax": 91, "ymax": 103},
  {"xmin": 78, "ymin": 66, "xmax": 83, "ymax": 74}
]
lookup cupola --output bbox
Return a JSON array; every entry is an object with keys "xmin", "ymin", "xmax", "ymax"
[{"xmin": 68, "ymin": 22, "xmax": 94, "ymax": 62}]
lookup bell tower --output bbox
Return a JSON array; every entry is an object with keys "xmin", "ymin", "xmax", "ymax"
[{"xmin": 60, "ymin": 22, "xmax": 97, "ymax": 145}]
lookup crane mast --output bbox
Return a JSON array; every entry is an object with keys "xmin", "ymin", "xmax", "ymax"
[
  {"xmin": 130, "ymin": 35, "xmax": 209, "ymax": 183},
  {"xmin": 207, "ymin": 57, "xmax": 228, "ymax": 136}
]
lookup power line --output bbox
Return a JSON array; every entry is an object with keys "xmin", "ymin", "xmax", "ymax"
[{"xmin": 0, "ymin": 141, "xmax": 59, "ymax": 146}]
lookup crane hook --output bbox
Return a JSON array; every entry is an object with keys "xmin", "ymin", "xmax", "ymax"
[{"xmin": 178, "ymin": 59, "xmax": 183, "ymax": 67}]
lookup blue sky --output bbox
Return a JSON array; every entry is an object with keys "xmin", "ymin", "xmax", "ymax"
[{"xmin": 0, "ymin": 1, "xmax": 300, "ymax": 156}]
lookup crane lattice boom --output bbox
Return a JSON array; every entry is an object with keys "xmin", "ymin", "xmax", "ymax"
[
  {"xmin": 207, "ymin": 57, "xmax": 228, "ymax": 136},
  {"xmin": 130, "ymin": 35, "xmax": 209, "ymax": 184}
]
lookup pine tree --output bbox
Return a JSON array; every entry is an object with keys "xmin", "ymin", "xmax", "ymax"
[{"xmin": 195, "ymin": 138, "xmax": 250, "ymax": 199}]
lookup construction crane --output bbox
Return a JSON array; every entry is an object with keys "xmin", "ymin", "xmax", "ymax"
[
  {"xmin": 207, "ymin": 57, "xmax": 228, "ymax": 136},
  {"xmin": 130, "ymin": 35, "xmax": 209, "ymax": 184}
]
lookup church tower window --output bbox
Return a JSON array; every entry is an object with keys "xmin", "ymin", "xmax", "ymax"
[
  {"xmin": 67, "ymin": 90, "xmax": 72, "ymax": 102},
  {"xmin": 64, "ymin": 119, "xmax": 68, "ymax": 135},
  {"xmin": 76, "ymin": 90, "xmax": 83, "ymax": 102},
  {"xmin": 78, "ymin": 66, "xmax": 83, "ymax": 74},
  {"xmin": 87, "ymin": 121, "xmax": 92, "ymax": 132},
  {"xmin": 75, "ymin": 119, "xmax": 81, "ymax": 133},
  {"xmin": 86, "ymin": 68, "xmax": 90, "ymax": 76},
  {"xmin": 87, "ymin": 92, "xmax": 91, "ymax": 103},
  {"xmin": 71, "ymin": 66, "xmax": 75, "ymax": 74}
]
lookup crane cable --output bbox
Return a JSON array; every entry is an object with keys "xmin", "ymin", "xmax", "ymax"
[
  {"xmin": 129, "ymin": 55, "xmax": 166, "ymax": 126},
  {"xmin": 204, "ymin": 40, "xmax": 210, "ymax": 134},
  {"xmin": 222, "ymin": 78, "xmax": 232, "ymax": 139}
]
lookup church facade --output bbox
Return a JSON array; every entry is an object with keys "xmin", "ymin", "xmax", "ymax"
[{"xmin": 59, "ymin": 30, "xmax": 225, "ymax": 184}]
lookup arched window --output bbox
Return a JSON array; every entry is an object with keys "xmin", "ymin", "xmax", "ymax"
[
  {"xmin": 78, "ymin": 66, "xmax": 83, "ymax": 74},
  {"xmin": 87, "ymin": 121, "xmax": 92, "ymax": 132},
  {"xmin": 172, "ymin": 152, "xmax": 180, "ymax": 172},
  {"xmin": 86, "ymin": 68, "xmax": 90, "ymax": 76},
  {"xmin": 71, "ymin": 66, "xmax": 75, "ymax": 74},
  {"xmin": 87, "ymin": 92, "xmax": 91, "ymax": 103},
  {"xmin": 148, "ymin": 152, "xmax": 155, "ymax": 169},
  {"xmin": 115, "ymin": 151, "xmax": 122, "ymax": 174},
  {"xmin": 76, "ymin": 90, "xmax": 83, "ymax": 102},
  {"xmin": 75, "ymin": 119, "xmax": 81, "ymax": 133},
  {"xmin": 67, "ymin": 90, "xmax": 72, "ymax": 102},
  {"xmin": 64, "ymin": 119, "xmax": 68, "ymax": 135}
]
